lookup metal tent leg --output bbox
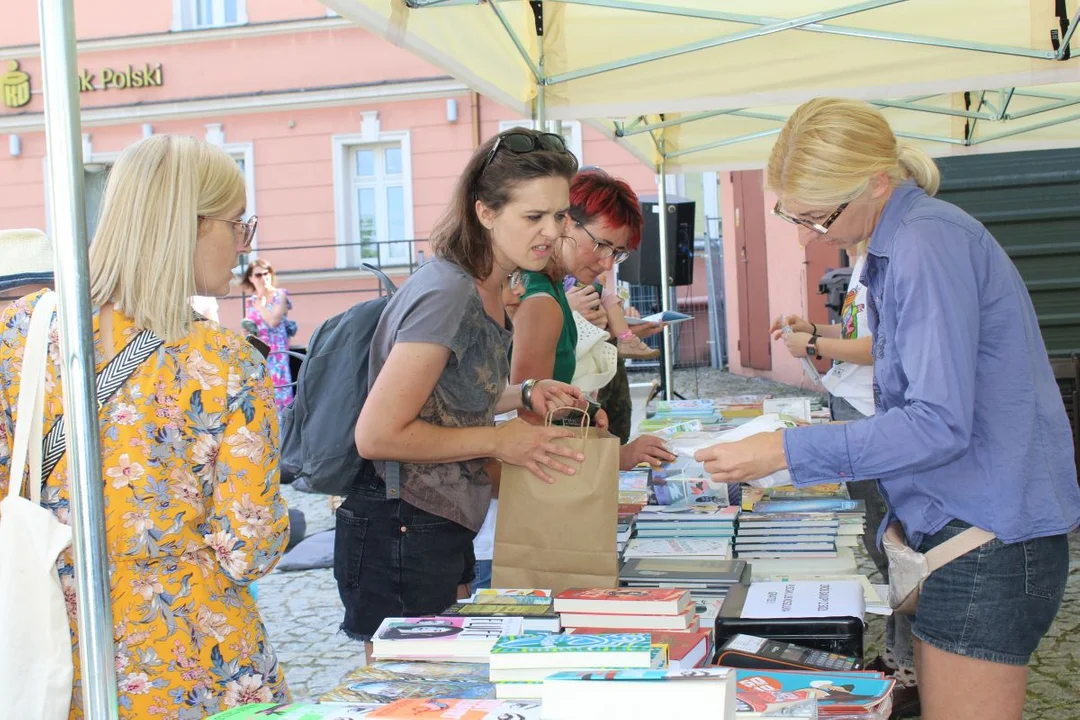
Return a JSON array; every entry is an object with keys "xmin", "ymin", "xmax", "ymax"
[
  {"xmin": 657, "ymin": 156, "xmax": 674, "ymax": 400},
  {"xmin": 38, "ymin": 1, "xmax": 119, "ymax": 718}
]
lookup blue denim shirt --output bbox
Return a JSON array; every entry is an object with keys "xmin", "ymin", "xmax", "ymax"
[{"xmin": 784, "ymin": 181, "xmax": 1080, "ymax": 547}]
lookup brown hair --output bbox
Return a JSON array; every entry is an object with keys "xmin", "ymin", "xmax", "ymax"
[
  {"xmin": 240, "ymin": 257, "xmax": 273, "ymax": 292},
  {"xmin": 430, "ymin": 127, "xmax": 579, "ymax": 279}
]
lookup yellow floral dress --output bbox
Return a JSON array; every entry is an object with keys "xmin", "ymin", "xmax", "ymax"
[{"xmin": 0, "ymin": 291, "xmax": 291, "ymax": 719}]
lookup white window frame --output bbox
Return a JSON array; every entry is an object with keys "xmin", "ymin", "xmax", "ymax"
[
  {"xmin": 173, "ymin": 0, "xmax": 248, "ymax": 31},
  {"xmin": 223, "ymin": 141, "xmax": 257, "ymax": 249},
  {"xmin": 332, "ymin": 130, "xmax": 414, "ymax": 270},
  {"xmin": 498, "ymin": 119, "xmax": 584, "ymax": 166}
]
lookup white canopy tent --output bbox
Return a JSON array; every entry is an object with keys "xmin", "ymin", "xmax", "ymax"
[
  {"xmin": 33, "ymin": 3, "xmax": 1080, "ymax": 717},
  {"xmin": 325, "ymin": 0, "xmax": 1080, "ymax": 392}
]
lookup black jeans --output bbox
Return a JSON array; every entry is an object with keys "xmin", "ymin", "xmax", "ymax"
[{"xmin": 334, "ymin": 486, "xmax": 476, "ymax": 641}]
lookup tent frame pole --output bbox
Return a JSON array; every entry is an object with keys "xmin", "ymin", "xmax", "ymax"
[
  {"xmin": 654, "ymin": 147, "xmax": 675, "ymax": 401},
  {"xmin": 38, "ymin": 1, "xmax": 120, "ymax": 718}
]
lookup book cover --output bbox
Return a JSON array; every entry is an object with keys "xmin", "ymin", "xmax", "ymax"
[
  {"xmin": 545, "ymin": 667, "xmax": 733, "ymax": 682},
  {"xmin": 473, "ymin": 589, "xmax": 551, "ymax": 599},
  {"xmin": 619, "ymin": 557, "xmax": 746, "ymax": 584},
  {"xmin": 373, "ymin": 616, "xmax": 521, "ymax": 643},
  {"xmin": 340, "ymin": 661, "xmax": 490, "ymax": 684},
  {"xmin": 470, "ymin": 595, "xmax": 553, "ymax": 606},
  {"xmin": 638, "ymin": 504, "xmax": 738, "ymax": 520},
  {"xmin": 566, "ymin": 628, "xmax": 711, "ymax": 668},
  {"xmin": 320, "ymin": 679, "xmax": 495, "ymax": 705},
  {"xmin": 624, "ymin": 538, "xmax": 731, "ymax": 558},
  {"xmin": 735, "ymin": 669, "xmax": 894, "ymax": 713},
  {"xmin": 751, "ymin": 499, "xmax": 863, "ymax": 514},
  {"xmin": 208, "ymin": 704, "xmax": 383, "ymax": 719},
  {"xmin": 490, "ymin": 633, "xmax": 651, "ymax": 655},
  {"xmin": 366, "ymin": 698, "xmax": 541, "ymax": 719},
  {"xmin": 443, "ymin": 603, "xmax": 555, "ymax": 618}
]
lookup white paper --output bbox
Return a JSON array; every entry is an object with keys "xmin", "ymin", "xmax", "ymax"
[{"xmin": 740, "ymin": 580, "xmax": 865, "ymax": 620}]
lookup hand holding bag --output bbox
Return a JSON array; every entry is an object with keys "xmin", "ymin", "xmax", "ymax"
[
  {"xmin": 492, "ymin": 408, "xmax": 620, "ymax": 594},
  {"xmin": 881, "ymin": 522, "xmax": 995, "ymax": 615}
]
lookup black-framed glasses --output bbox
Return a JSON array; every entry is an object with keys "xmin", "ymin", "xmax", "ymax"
[
  {"xmin": 508, "ymin": 269, "xmax": 529, "ymax": 291},
  {"xmin": 202, "ymin": 214, "xmax": 258, "ymax": 249},
  {"xmin": 479, "ymin": 131, "xmax": 569, "ymax": 176},
  {"xmin": 772, "ymin": 200, "xmax": 848, "ymax": 235},
  {"xmin": 575, "ymin": 222, "xmax": 631, "ymax": 264}
]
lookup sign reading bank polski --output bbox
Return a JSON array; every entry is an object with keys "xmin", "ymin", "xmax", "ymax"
[{"xmin": 78, "ymin": 63, "xmax": 164, "ymax": 92}]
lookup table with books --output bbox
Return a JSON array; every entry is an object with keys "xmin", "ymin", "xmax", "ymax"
[{"xmin": 209, "ymin": 395, "xmax": 897, "ymax": 719}]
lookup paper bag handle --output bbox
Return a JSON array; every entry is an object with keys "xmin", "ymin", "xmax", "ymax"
[{"xmin": 544, "ymin": 405, "xmax": 590, "ymax": 436}]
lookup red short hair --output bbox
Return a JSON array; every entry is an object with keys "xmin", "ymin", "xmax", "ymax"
[{"xmin": 569, "ymin": 169, "xmax": 643, "ymax": 251}]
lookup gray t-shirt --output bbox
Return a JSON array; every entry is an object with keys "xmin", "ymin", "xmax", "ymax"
[{"xmin": 368, "ymin": 258, "xmax": 510, "ymax": 532}]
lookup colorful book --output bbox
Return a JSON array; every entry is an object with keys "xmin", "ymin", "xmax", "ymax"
[
  {"xmin": 208, "ymin": 704, "xmax": 383, "ymax": 719},
  {"xmin": 441, "ymin": 603, "xmax": 559, "ymax": 633},
  {"xmin": 372, "ymin": 617, "xmax": 523, "ymax": 661},
  {"xmin": 734, "ymin": 669, "xmax": 894, "ymax": 714},
  {"xmin": 566, "ymin": 628, "xmax": 712, "ymax": 670},
  {"xmin": 559, "ymin": 606, "xmax": 699, "ymax": 632},
  {"xmin": 366, "ymin": 699, "xmax": 541, "ymax": 719},
  {"xmin": 489, "ymin": 633, "xmax": 652, "ymax": 671},
  {"xmin": 554, "ymin": 587, "xmax": 692, "ymax": 616}
]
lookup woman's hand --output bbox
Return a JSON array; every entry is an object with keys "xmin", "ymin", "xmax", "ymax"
[
  {"xmin": 566, "ymin": 284, "xmax": 602, "ymax": 315},
  {"xmin": 619, "ymin": 435, "xmax": 676, "ymax": 470},
  {"xmin": 693, "ymin": 432, "xmax": 787, "ymax": 484},
  {"xmin": 780, "ymin": 331, "xmax": 813, "ymax": 358},
  {"xmin": 494, "ymin": 418, "xmax": 584, "ymax": 483},
  {"xmin": 530, "ymin": 380, "xmax": 586, "ymax": 416},
  {"xmin": 769, "ymin": 314, "xmax": 813, "ymax": 340}
]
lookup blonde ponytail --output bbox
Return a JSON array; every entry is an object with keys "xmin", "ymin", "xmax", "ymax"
[
  {"xmin": 768, "ymin": 98, "xmax": 939, "ymax": 206},
  {"xmin": 897, "ymin": 144, "xmax": 940, "ymax": 197}
]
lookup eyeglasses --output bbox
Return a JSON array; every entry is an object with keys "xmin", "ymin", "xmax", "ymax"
[
  {"xmin": 479, "ymin": 131, "xmax": 569, "ymax": 177},
  {"xmin": 508, "ymin": 269, "xmax": 529, "ymax": 291},
  {"xmin": 772, "ymin": 200, "xmax": 848, "ymax": 235},
  {"xmin": 575, "ymin": 222, "xmax": 631, "ymax": 264},
  {"xmin": 201, "ymin": 214, "xmax": 258, "ymax": 249}
]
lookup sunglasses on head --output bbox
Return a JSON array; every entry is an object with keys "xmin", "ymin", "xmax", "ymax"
[
  {"xmin": 507, "ymin": 269, "xmax": 529, "ymax": 291},
  {"xmin": 479, "ymin": 131, "xmax": 569, "ymax": 177}
]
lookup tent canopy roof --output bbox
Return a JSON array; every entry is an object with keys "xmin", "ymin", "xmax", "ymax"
[{"xmin": 325, "ymin": 0, "xmax": 1080, "ymax": 168}]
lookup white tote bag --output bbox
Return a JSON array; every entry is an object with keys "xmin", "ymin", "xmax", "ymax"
[{"xmin": 0, "ymin": 291, "xmax": 75, "ymax": 720}]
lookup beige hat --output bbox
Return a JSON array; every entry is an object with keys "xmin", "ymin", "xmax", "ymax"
[{"xmin": 0, "ymin": 228, "xmax": 54, "ymax": 292}]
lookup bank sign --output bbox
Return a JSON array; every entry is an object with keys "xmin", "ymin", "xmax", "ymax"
[{"xmin": 2, "ymin": 60, "xmax": 165, "ymax": 109}]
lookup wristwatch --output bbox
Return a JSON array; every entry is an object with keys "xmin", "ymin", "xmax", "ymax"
[
  {"xmin": 521, "ymin": 379, "xmax": 537, "ymax": 411},
  {"xmin": 806, "ymin": 334, "xmax": 822, "ymax": 360}
]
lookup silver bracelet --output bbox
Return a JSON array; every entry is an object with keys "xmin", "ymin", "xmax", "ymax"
[{"xmin": 520, "ymin": 379, "xmax": 537, "ymax": 411}]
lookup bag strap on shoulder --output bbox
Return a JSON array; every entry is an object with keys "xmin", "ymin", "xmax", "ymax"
[
  {"xmin": 924, "ymin": 527, "xmax": 996, "ymax": 572},
  {"xmin": 40, "ymin": 329, "xmax": 163, "ymax": 482}
]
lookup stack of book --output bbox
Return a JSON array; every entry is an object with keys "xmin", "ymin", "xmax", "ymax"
[
  {"xmin": 319, "ymin": 660, "xmax": 494, "ymax": 704},
  {"xmin": 441, "ymin": 594, "xmax": 560, "ymax": 634},
  {"xmin": 623, "ymin": 536, "xmax": 733, "ymax": 563},
  {"xmin": 487, "ymin": 632, "xmax": 654, "ymax": 699},
  {"xmin": 553, "ymin": 588, "xmax": 699, "ymax": 632},
  {"xmin": 619, "ymin": 557, "xmax": 749, "ymax": 604},
  {"xmin": 370, "ymin": 617, "xmax": 523, "ymax": 662},
  {"xmin": 639, "ymin": 399, "xmax": 723, "ymax": 433},
  {"xmin": 618, "ymin": 468, "xmax": 652, "ymax": 507},
  {"xmin": 635, "ymin": 504, "xmax": 738, "ymax": 540}
]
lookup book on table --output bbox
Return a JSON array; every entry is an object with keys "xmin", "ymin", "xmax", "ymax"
[
  {"xmin": 488, "ymin": 633, "xmax": 653, "ymax": 672},
  {"xmin": 371, "ymin": 616, "xmax": 523, "ymax": 661},
  {"xmin": 541, "ymin": 667, "xmax": 736, "ymax": 720},
  {"xmin": 559, "ymin": 606, "xmax": 699, "ymax": 632},
  {"xmin": 365, "ymin": 698, "xmax": 541, "ymax": 719},
  {"xmin": 441, "ymin": 602, "xmax": 560, "ymax": 633},
  {"xmin": 553, "ymin": 587, "xmax": 692, "ymax": 616},
  {"xmin": 565, "ymin": 627, "xmax": 713, "ymax": 671}
]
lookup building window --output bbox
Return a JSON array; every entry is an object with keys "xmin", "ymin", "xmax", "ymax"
[
  {"xmin": 333, "ymin": 134, "xmax": 414, "ymax": 269},
  {"xmin": 175, "ymin": 0, "xmax": 247, "ymax": 30},
  {"xmin": 498, "ymin": 120, "xmax": 584, "ymax": 166}
]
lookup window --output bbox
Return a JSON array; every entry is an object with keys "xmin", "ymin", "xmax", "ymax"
[
  {"xmin": 175, "ymin": 0, "xmax": 247, "ymax": 30},
  {"xmin": 333, "ymin": 134, "xmax": 414, "ymax": 269},
  {"xmin": 498, "ymin": 119, "xmax": 584, "ymax": 166}
]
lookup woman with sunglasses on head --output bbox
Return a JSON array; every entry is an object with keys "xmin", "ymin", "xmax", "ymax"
[
  {"xmin": 511, "ymin": 168, "xmax": 676, "ymax": 470},
  {"xmin": 0, "ymin": 135, "xmax": 289, "ymax": 718},
  {"xmin": 241, "ymin": 258, "xmax": 294, "ymax": 414},
  {"xmin": 344, "ymin": 128, "xmax": 591, "ymax": 654},
  {"xmin": 694, "ymin": 99, "xmax": 1080, "ymax": 720}
]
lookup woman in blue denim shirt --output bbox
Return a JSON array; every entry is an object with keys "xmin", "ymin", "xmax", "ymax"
[{"xmin": 696, "ymin": 98, "xmax": 1080, "ymax": 720}]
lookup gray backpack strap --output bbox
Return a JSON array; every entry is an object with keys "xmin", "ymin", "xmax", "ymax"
[{"xmin": 384, "ymin": 461, "xmax": 401, "ymax": 499}]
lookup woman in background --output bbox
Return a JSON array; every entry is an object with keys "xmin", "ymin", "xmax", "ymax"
[{"xmin": 241, "ymin": 258, "xmax": 294, "ymax": 414}]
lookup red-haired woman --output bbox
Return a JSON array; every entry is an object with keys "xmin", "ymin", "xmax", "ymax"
[{"xmin": 511, "ymin": 169, "xmax": 675, "ymax": 470}]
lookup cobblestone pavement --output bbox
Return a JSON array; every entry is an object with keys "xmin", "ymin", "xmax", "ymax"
[{"xmin": 257, "ymin": 370, "xmax": 1080, "ymax": 717}]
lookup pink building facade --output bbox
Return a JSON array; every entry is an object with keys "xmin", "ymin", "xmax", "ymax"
[{"xmin": 3, "ymin": 1, "xmax": 724, "ymax": 344}]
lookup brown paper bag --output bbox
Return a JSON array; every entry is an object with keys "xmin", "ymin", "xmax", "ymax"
[{"xmin": 492, "ymin": 411, "xmax": 620, "ymax": 594}]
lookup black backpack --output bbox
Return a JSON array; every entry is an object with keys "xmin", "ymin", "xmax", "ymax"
[{"xmin": 281, "ymin": 264, "xmax": 398, "ymax": 495}]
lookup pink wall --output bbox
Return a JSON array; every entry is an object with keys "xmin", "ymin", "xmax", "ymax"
[{"xmin": 721, "ymin": 172, "xmax": 818, "ymax": 389}]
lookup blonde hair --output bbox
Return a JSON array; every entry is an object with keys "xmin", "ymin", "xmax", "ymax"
[
  {"xmin": 89, "ymin": 135, "xmax": 245, "ymax": 342},
  {"xmin": 767, "ymin": 98, "xmax": 940, "ymax": 208}
]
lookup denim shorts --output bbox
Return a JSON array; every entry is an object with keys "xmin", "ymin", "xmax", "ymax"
[
  {"xmin": 912, "ymin": 520, "xmax": 1069, "ymax": 665},
  {"xmin": 334, "ymin": 487, "xmax": 477, "ymax": 641}
]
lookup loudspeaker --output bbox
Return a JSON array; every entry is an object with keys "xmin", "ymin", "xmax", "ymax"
[{"xmin": 619, "ymin": 194, "xmax": 695, "ymax": 286}]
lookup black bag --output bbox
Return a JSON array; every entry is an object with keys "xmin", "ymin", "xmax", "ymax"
[{"xmin": 281, "ymin": 264, "xmax": 397, "ymax": 495}]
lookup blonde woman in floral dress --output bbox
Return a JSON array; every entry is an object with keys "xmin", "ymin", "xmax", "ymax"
[{"xmin": 0, "ymin": 135, "xmax": 290, "ymax": 718}]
